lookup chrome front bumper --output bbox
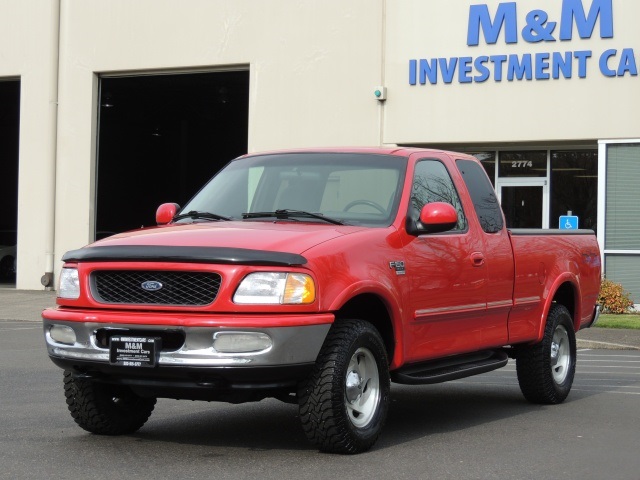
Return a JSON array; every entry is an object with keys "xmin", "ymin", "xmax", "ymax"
[{"xmin": 43, "ymin": 319, "xmax": 331, "ymax": 368}]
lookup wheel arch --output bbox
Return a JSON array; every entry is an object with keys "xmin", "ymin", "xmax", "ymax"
[
  {"xmin": 333, "ymin": 292, "xmax": 400, "ymax": 369},
  {"xmin": 540, "ymin": 276, "xmax": 581, "ymax": 339}
]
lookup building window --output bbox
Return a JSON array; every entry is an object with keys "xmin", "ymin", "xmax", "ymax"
[
  {"xmin": 499, "ymin": 151, "xmax": 547, "ymax": 178},
  {"xmin": 550, "ymin": 150, "xmax": 598, "ymax": 231},
  {"xmin": 472, "ymin": 149, "xmax": 598, "ymax": 230},
  {"xmin": 604, "ymin": 143, "xmax": 640, "ymax": 304}
]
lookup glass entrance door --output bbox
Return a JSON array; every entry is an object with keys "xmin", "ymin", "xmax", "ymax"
[{"xmin": 498, "ymin": 180, "xmax": 549, "ymax": 228}]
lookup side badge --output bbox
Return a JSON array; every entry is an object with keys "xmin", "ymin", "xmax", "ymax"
[{"xmin": 389, "ymin": 261, "xmax": 406, "ymax": 275}]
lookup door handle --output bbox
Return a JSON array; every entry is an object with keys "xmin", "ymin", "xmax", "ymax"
[{"xmin": 471, "ymin": 252, "xmax": 485, "ymax": 267}]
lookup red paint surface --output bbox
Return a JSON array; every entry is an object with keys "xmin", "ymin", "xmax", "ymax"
[{"xmin": 45, "ymin": 147, "xmax": 601, "ymax": 370}]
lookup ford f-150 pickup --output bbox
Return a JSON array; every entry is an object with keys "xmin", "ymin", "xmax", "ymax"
[{"xmin": 43, "ymin": 147, "xmax": 601, "ymax": 454}]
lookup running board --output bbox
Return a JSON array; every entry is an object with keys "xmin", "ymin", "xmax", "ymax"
[{"xmin": 391, "ymin": 350, "xmax": 509, "ymax": 385}]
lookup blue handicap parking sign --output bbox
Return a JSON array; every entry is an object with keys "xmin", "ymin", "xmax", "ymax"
[{"xmin": 559, "ymin": 215, "xmax": 579, "ymax": 230}]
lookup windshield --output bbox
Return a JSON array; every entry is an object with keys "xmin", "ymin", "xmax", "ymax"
[{"xmin": 181, "ymin": 152, "xmax": 407, "ymax": 227}]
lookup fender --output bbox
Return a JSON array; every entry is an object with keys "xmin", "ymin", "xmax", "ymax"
[
  {"xmin": 536, "ymin": 272, "xmax": 581, "ymax": 342},
  {"xmin": 328, "ymin": 279, "xmax": 406, "ymax": 369}
]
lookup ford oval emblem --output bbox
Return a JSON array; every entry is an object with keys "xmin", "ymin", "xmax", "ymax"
[{"xmin": 141, "ymin": 280, "xmax": 163, "ymax": 292}]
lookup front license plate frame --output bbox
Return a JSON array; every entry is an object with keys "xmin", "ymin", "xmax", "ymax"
[{"xmin": 109, "ymin": 336, "xmax": 161, "ymax": 368}]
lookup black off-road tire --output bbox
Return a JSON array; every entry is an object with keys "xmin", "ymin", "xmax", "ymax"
[
  {"xmin": 298, "ymin": 319, "xmax": 390, "ymax": 454},
  {"xmin": 63, "ymin": 370, "xmax": 156, "ymax": 435},
  {"xmin": 516, "ymin": 304, "xmax": 576, "ymax": 404}
]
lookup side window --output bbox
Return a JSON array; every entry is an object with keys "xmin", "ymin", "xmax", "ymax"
[
  {"xmin": 412, "ymin": 159, "xmax": 467, "ymax": 231},
  {"xmin": 456, "ymin": 159, "xmax": 504, "ymax": 233}
]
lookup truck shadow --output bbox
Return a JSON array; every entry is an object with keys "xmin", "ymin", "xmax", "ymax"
[
  {"xmin": 119, "ymin": 379, "xmax": 598, "ymax": 453},
  {"xmin": 379, "ymin": 382, "xmax": 535, "ymax": 449}
]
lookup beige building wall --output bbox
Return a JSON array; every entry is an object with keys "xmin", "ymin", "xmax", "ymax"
[
  {"xmin": 5, "ymin": 0, "xmax": 640, "ymax": 289},
  {"xmin": 384, "ymin": 0, "xmax": 640, "ymax": 144},
  {"xmin": 18, "ymin": 0, "xmax": 385, "ymax": 289},
  {"xmin": 0, "ymin": 0, "xmax": 59, "ymax": 290}
]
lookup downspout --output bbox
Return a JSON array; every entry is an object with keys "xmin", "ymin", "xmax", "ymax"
[
  {"xmin": 41, "ymin": 0, "xmax": 61, "ymax": 289},
  {"xmin": 378, "ymin": 0, "xmax": 387, "ymax": 146}
]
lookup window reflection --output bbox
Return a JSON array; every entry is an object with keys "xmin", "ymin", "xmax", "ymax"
[
  {"xmin": 457, "ymin": 159, "xmax": 504, "ymax": 233},
  {"xmin": 412, "ymin": 160, "xmax": 467, "ymax": 231},
  {"xmin": 472, "ymin": 152, "xmax": 496, "ymax": 185},
  {"xmin": 499, "ymin": 151, "xmax": 547, "ymax": 178},
  {"xmin": 550, "ymin": 150, "xmax": 598, "ymax": 231}
]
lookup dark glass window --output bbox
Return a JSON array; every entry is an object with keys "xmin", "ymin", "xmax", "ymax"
[
  {"xmin": 551, "ymin": 150, "xmax": 597, "ymax": 231},
  {"xmin": 456, "ymin": 159, "xmax": 504, "ymax": 233},
  {"xmin": 472, "ymin": 152, "xmax": 496, "ymax": 185},
  {"xmin": 499, "ymin": 151, "xmax": 547, "ymax": 177},
  {"xmin": 411, "ymin": 160, "xmax": 467, "ymax": 231},
  {"xmin": 501, "ymin": 185, "xmax": 543, "ymax": 228}
]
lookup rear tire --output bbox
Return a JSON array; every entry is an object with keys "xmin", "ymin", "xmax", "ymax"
[
  {"xmin": 298, "ymin": 319, "xmax": 390, "ymax": 454},
  {"xmin": 63, "ymin": 370, "xmax": 156, "ymax": 435},
  {"xmin": 516, "ymin": 304, "xmax": 576, "ymax": 404}
]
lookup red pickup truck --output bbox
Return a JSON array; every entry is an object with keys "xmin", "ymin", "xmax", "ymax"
[{"xmin": 43, "ymin": 147, "xmax": 601, "ymax": 454}]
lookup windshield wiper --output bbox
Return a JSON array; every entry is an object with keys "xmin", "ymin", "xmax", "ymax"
[
  {"xmin": 173, "ymin": 210, "xmax": 232, "ymax": 222},
  {"xmin": 242, "ymin": 209, "xmax": 345, "ymax": 225}
]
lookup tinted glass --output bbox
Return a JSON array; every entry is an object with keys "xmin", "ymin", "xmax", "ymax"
[
  {"xmin": 456, "ymin": 159, "xmax": 504, "ymax": 233},
  {"xmin": 551, "ymin": 150, "xmax": 597, "ymax": 231},
  {"xmin": 182, "ymin": 153, "xmax": 407, "ymax": 227},
  {"xmin": 499, "ymin": 151, "xmax": 547, "ymax": 177},
  {"xmin": 501, "ymin": 186, "xmax": 543, "ymax": 228},
  {"xmin": 411, "ymin": 160, "xmax": 467, "ymax": 231},
  {"xmin": 472, "ymin": 152, "xmax": 496, "ymax": 185}
]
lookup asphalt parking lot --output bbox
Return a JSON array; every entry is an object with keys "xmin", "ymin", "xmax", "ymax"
[{"xmin": 2, "ymin": 318, "xmax": 639, "ymax": 480}]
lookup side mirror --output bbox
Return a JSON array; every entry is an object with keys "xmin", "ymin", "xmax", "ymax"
[
  {"xmin": 156, "ymin": 203, "xmax": 180, "ymax": 225},
  {"xmin": 406, "ymin": 202, "xmax": 458, "ymax": 235}
]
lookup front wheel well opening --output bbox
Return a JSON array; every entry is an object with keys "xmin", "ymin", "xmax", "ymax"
[{"xmin": 335, "ymin": 294, "xmax": 395, "ymax": 363}]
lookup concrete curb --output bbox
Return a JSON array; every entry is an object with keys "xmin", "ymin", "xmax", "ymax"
[{"xmin": 577, "ymin": 339, "xmax": 640, "ymax": 351}]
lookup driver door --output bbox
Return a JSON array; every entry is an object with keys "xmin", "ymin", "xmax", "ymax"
[{"xmin": 401, "ymin": 157, "xmax": 488, "ymax": 362}]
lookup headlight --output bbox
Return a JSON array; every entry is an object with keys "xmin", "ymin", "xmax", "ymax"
[
  {"xmin": 233, "ymin": 272, "xmax": 315, "ymax": 305},
  {"xmin": 58, "ymin": 267, "xmax": 80, "ymax": 299}
]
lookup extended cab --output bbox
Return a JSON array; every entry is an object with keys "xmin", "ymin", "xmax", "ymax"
[{"xmin": 43, "ymin": 148, "xmax": 601, "ymax": 453}]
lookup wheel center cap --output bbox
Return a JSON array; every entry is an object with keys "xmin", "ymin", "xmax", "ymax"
[{"xmin": 345, "ymin": 370, "xmax": 363, "ymax": 403}]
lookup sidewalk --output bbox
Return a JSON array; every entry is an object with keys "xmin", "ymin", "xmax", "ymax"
[
  {"xmin": 0, "ymin": 287, "xmax": 57, "ymax": 322},
  {"xmin": 1, "ymin": 287, "xmax": 639, "ymax": 350}
]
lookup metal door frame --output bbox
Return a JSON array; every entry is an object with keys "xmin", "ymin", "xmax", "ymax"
[{"xmin": 496, "ymin": 178, "xmax": 549, "ymax": 229}]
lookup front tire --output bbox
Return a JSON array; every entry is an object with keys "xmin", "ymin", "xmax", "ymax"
[
  {"xmin": 516, "ymin": 304, "xmax": 576, "ymax": 404},
  {"xmin": 63, "ymin": 370, "xmax": 156, "ymax": 435},
  {"xmin": 298, "ymin": 319, "xmax": 390, "ymax": 454}
]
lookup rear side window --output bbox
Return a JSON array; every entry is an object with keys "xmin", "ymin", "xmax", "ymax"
[{"xmin": 456, "ymin": 159, "xmax": 504, "ymax": 233}]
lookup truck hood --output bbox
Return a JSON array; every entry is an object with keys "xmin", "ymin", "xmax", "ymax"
[{"xmin": 89, "ymin": 220, "xmax": 366, "ymax": 255}]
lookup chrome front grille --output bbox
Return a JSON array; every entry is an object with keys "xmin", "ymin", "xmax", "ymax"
[{"xmin": 91, "ymin": 270, "xmax": 221, "ymax": 306}]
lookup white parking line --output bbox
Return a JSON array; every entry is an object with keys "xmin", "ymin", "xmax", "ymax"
[
  {"xmin": 580, "ymin": 353, "xmax": 640, "ymax": 358},
  {"xmin": 576, "ymin": 365, "xmax": 640, "ymax": 369},
  {"xmin": 580, "ymin": 359, "xmax": 640, "ymax": 363},
  {"xmin": 578, "ymin": 372, "xmax": 640, "ymax": 376},
  {"xmin": 572, "ymin": 389, "xmax": 640, "ymax": 395},
  {"xmin": 573, "ymin": 384, "xmax": 640, "ymax": 389},
  {"xmin": 454, "ymin": 352, "xmax": 640, "ymax": 394}
]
